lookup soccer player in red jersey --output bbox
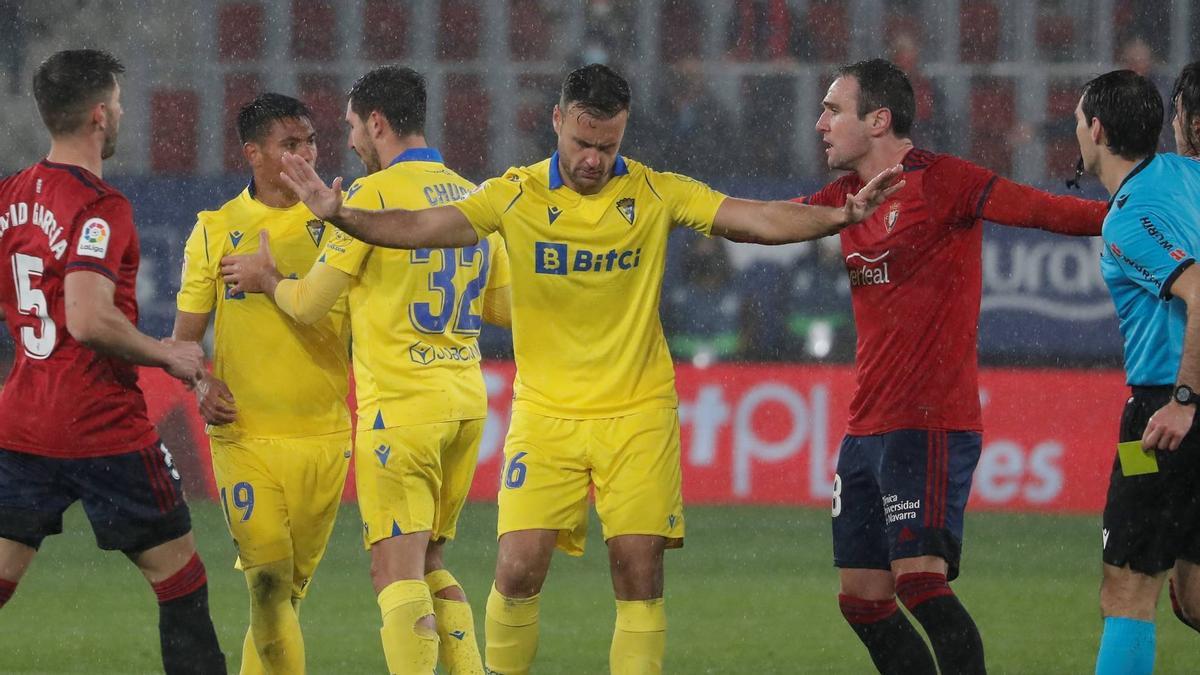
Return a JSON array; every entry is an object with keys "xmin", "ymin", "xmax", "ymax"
[
  {"xmin": 801, "ymin": 59, "xmax": 1107, "ymax": 674},
  {"xmin": 0, "ymin": 50, "xmax": 226, "ymax": 673}
]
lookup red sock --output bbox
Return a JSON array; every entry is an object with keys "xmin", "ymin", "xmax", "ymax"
[
  {"xmin": 0, "ymin": 577, "xmax": 16, "ymax": 608},
  {"xmin": 152, "ymin": 553, "xmax": 206, "ymax": 604}
]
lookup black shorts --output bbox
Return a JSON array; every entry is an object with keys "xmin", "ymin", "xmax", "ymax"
[
  {"xmin": 0, "ymin": 441, "xmax": 191, "ymax": 553},
  {"xmin": 1102, "ymin": 387, "xmax": 1200, "ymax": 574},
  {"xmin": 832, "ymin": 429, "xmax": 982, "ymax": 581}
]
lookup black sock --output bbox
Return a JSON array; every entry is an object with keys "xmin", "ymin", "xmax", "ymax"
[
  {"xmin": 839, "ymin": 594, "xmax": 936, "ymax": 675},
  {"xmin": 152, "ymin": 554, "xmax": 227, "ymax": 674},
  {"xmin": 896, "ymin": 572, "xmax": 986, "ymax": 674}
]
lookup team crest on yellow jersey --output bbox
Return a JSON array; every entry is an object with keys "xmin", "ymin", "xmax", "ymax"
[
  {"xmin": 616, "ymin": 197, "xmax": 636, "ymax": 225},
  {"xmin": 305, "ymin": 219, "xmax": 326, "ymax": 246}
]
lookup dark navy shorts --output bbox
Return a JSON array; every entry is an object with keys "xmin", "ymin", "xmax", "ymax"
[
  {"xmin": 0, "ymin": 441, "xmax": 191, "ymax": 553},
  {"xmin": 831, "ymin": 429, "xmax": 982, "ymax": 581}
]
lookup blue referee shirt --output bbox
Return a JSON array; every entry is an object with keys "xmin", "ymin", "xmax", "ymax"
[{"xmin": 1100, "ymin": 153, "xmax": 1200, "ymax": 385}]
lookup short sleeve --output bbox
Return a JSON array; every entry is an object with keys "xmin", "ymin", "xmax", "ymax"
[
  {"xmin": 320, "ymin": 180, "xmax": 377, "ymax": 276},
  {"xmin": 1104, "ymin": 208, "xmax": 1195, "ymax": 299},
  {"xmin": 176, "ymin": 215, "xmax": 219, "ymax": 314},
  {"xmin": 450, "ymin": 175, "xmax": 514, "ymax": 240},
  {"xmin": 921, "ymin": 155, "xmax": 998, "ymax": 226},
  {"xmin": 485, "ymin": 233, "xmax": 511, "ymax": 290},
  {"xmin": 650, "ymin": 171, "xmax": 727, "ymax": 235},
  {"xmin": 65, "ymin": 194, "xmax": 135, "ymax": 282}
]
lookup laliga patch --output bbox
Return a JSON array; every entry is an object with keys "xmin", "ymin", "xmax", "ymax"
[{"xmin": 76, "ymin": 218, "xmax": 110, "ymax": 258}]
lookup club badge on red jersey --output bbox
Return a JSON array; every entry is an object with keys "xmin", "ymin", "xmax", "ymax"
[{"xmin": 885, "ymin": 202, "xmax": 901, "ymax": 233}]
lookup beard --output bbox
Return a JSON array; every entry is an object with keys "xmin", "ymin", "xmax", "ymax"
[
  {"xmin": 357, "ymin": 142, "xmax": 381, "ymax": 174},
  {"xmin": 100, "ymin": 110, "xmax": 119, "ymax": 160}
]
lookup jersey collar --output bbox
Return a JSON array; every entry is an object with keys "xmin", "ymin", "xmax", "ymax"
[
  {"xmin": 548, "ymin": 151, "xmax": 629, "ymax": 190},
  {"xmin": 389, "ymin": 147, "xmax": 444, "ymax": 166},
  {"xmin": 1108, "ymin": 153, "xmax": 1156, "ymax": 208}
]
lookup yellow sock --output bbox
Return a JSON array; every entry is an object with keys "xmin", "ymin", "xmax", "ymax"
[
  {"xmin": 426, "ymin": 569, "xmax": 484, "ymax": 675},
  {"xmin": 239, "ymin": 627, "xmax": 266, "ymax": 675},
  {"xmin": 245, "ymin": 561, "xmax": 305, "ymax": 674},
  {"xmin": 378, "ymin": 579, "xmax": 439, "ymax": 675},
  {"xmin": 610, "ymin": 599, "xmax": 666, "ymax": 675},
  {"xmin": 484, "ymin": 584, "xmax": 540, "ymax": 675}
]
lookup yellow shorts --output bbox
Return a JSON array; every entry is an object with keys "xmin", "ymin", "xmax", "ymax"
[
  {"xmin": 497, "ymin": 408, "xmax": 685, "ymax": 556},
  {"xmin": 210, "ymin": 432, "xmax": 351, "ymax": 598},
  {"xmin": 355, "ymin": 419, "xmax": 484, "ymax": 549}
]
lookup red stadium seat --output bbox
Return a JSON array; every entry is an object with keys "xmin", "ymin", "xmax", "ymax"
[
  {"xmin": 150, "ymin": 89, "xmax": 199, "ymax": 174},
  {"xmin": 363, "ymin": 0, "xmax": 410, "ymax": 60},
  {"xmin": 291, "ymin": 0, "xmax": 337, "ymax": 61},
  {"xmin": 1044, "ymin": 80, "xmax": 1084, "ymax": 176},
  {"xmin": 660, "ymin": 0, "xmax": 702, "ymax": 63},
  {"xmin": 510, "ymin": 0, "xmax": 551, "ymax": 62},
  {"xmin": 442, "ymin": 74, "xmax": 490, "ymax": 177},
  {"xmin": 437, "ymin": 0, "xmax": 481, "ymax": 61},
  {"xmin": 1036, "ymin": 13, "xmax": 1074, "ymax": 61},
  {"xmin": 297, "ymin": 74, "xmax": 344, "ymax": 166},
  {"xmin": 959, "ymin": 1, "xmax": 1000, "ymax": 63},
  {"xmin": 969, "ymin": 77, "xmax": 1014, "ymax": 174},
  {"xmin": 217, "ymin": 2, "xmax": 264, "ymax": 62},
  {"xmin": 807, "ymin": 1, "xmax": 848, "ymax": 62},
  {"xmin": 223, "ymin": 72, "xmax": 262, "ymax": 171}
]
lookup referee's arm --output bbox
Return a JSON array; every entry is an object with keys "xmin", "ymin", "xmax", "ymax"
[{"xmin": 1144, "ymin": 264, "xmax": 1200, "ymax": 451}]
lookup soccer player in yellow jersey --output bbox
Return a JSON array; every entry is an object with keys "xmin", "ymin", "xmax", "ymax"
[
  {"xmin": 173, "ymin": 93, "xmax": 353, "ymax": 674},
  {"xmin": 222, "ymin": 66, "xmax": 511, "ymax": 675},
  {"xmin": 276, "ymin": 64, "xmax": 903, "ymax": 675}
]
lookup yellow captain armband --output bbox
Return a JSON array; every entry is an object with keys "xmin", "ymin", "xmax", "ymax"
[
  {"xmin": 273, "ymin": 262, "xmax": 352, "ymax": 325},
  {"xmin": 483, "ymin": 284, "xmax": 512, "ymax": 329}
]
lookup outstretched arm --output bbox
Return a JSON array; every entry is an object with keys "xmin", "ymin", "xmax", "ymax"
[
  {"xmin": 278, "ymin": 152, "xmax": 478, "ymax": 249},
  {"xmin": 982, "ymin": 177, "xmax": 1107, "ymax": 236},
  {"xmin": 711, "ymin": 164, "xmax": 904, "ymax": 244}
]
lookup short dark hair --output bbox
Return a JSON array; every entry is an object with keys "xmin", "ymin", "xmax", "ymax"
[
  {"xmin": 559, "ymin": 63, "xmax": 631, "ymax": 119},
  {"xmin": 1081, "ymin": 70, "xmax": 1163, "ymax": 161},
  {"xmin": 32, "ymin": 49, "xmax": 125, "ymax": 136},
  {"xmin": 837, "ymin": 59, "xmax": 916, "ymax": 137},
  {"xmin": 1173, "ymin": 62, "xmax": 1200, "ymax": 156},
  {"xmin": 237, "ymin": 93, "xmax": 312, "ymax": 144},
  {"xmin": 347, "ymin": 66, "xmax": 426, "ymax": 137}
]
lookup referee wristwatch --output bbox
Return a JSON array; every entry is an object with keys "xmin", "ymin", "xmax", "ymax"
[{"xmin": 1173, "ymin": 384, "xmax": 1199, "ymax": 406}]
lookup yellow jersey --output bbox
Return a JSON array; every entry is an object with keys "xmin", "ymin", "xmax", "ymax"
[
  {"xmin": 451, "ymin": 153, "xmax": 726, "ymax": 418},
  {"xmin": 320, "ymin": 148, "xmax": 511, "ymax": 430},
  {"xmin": 178, "ymin": 184, "xmax": 352, "ymax": 440}
]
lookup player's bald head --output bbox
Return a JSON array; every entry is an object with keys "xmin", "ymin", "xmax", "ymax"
[{"xmin": 33, "ymin": 49, "xmax": 124, "ymax": 137}]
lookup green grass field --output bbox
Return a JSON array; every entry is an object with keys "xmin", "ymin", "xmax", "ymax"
[{"xmin": 0, "ymin": 502, "xmax": 1195, "ymax": 674}]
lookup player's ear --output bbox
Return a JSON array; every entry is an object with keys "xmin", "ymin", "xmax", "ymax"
[
  {"xmin": 242, "ymin": 142, "xmax": 259, "ymax": 167},
  {"xmin": 871, "ymin": 108, "xmax": 892, "ymax": 136},
  {"xmin": 552, "ymin": 105, "xmax": 562, "ymax": 135},
  {"xmin": 1089, "ymin": 116, "xmax": 1104, "ymax": 146}
]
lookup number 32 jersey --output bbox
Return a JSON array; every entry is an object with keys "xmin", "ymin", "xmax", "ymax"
[
  {"xmin": 0, "ymin": 160, "xmax": 157, "ymax": 457},
  {"xmin": 320, "ymin": 149, "xmax": 510, "ymax": 430}
]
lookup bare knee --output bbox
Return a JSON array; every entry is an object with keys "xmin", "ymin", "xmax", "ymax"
[
  {"xmin": 608, "ymin": 535, "xmax": 665, "ymax": 601},
  {"xmin": 495, "ymin": 530, "xmax": 556, "ymax": 598},
  {"xmin": 370, "ymin": 532, "xmax": 430, "ymax": 594},
  {"xmin": 840, "ymin": 568, "xmax": 895, "ymax": 601},
  {"xmin": 1100, "ymin": 564, "xmax": 1165, "ymax": 621}
]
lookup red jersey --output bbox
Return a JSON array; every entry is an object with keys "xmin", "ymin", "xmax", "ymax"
[
  {"xmin": 0, "ymin": 160, "xmax": 157, "ymax": 457},
  {"xmin": 801, "ymin": 149, "xmax": 1106, "ymax": 434}
]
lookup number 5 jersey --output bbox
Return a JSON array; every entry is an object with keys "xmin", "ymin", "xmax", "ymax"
[{"xmin": 0, "ymin": 160, "xmax": 157, "ymax": 456}]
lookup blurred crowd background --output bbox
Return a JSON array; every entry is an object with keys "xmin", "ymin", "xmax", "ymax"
[{"xmin": 2, "ymin": 0, "xmax": 1199, "ymax": 370}]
